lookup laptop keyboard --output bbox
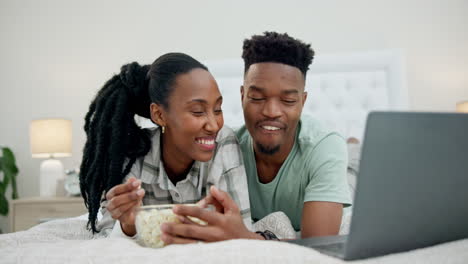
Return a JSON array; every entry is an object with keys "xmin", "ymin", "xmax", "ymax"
[{"xmin": 313, "ymin": 242, "xmax": 345, "ymax": 253}]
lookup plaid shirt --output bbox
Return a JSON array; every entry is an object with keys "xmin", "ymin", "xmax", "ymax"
[{"xmin": 98, "ymin": 126, "xmax": 251, "ymax": 236}]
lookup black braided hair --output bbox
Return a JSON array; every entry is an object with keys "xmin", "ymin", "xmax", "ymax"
[
  {"xmin": 242, "ymin": 31, "xmax": 315, "ymax": 78},
  {"xmin": 80, "ymin": 53, "xmax": 208, "ymax": 233}
]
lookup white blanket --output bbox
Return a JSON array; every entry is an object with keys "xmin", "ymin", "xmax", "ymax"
[{"xmin": 1, "ymin": 217, "xmax": 468, "ymax": 264}]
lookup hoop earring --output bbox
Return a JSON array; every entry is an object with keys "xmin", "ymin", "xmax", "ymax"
[{"xmin": 162, "ymin": 126, "xmax": 165, "ymax": 134}]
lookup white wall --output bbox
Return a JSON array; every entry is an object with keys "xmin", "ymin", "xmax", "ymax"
[{"xmin": 1, "ymin": 0, "xmax": 467, "ymax": 232}]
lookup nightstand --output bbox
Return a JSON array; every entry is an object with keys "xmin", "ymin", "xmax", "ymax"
[{"xmin": 9, "ymin": 197, "xmax": 87, "ymax": 232}]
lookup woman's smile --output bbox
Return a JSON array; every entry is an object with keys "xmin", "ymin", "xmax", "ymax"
[{"xmin": 195, "ymin": 136, "xmax": 216, "ymax": 151}]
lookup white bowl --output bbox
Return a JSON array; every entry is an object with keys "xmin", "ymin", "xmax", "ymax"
[{"xmin": 135, "ymin": 204, "xmax": 205, "ymax": 248}]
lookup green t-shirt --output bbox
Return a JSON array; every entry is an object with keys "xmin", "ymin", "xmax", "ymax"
[{"xmin": 236, "ymin": 115, "xmax": 352, "ymax": 231}]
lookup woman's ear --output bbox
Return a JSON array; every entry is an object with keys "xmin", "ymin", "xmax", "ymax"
[{"xmin": 150, "ymin": 103, "xmax": 166, "ymax": 127}]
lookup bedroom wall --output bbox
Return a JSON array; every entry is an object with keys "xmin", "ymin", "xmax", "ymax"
[{"xmin": 1, "ymin": 0, "xmax": 467, "ymax": 233}]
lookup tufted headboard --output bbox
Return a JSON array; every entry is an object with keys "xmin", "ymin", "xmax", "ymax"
[{"xmin": 205, "ymin": 50, "xmax": 409, "ymax": 141}]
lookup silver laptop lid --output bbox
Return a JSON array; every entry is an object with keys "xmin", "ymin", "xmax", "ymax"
[{"xmin": 344, "ymin": 112, "xmax": 468, "ymax": 260}]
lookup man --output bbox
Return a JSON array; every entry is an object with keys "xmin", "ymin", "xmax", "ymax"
[{"xmin": 160, "ymin": 32, "xmax": 351, "ymax": 243}]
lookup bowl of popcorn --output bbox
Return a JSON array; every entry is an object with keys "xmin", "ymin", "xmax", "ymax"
[{"xmin": 135, "ymin": 204, "xmax": 206, "ymax": 248}]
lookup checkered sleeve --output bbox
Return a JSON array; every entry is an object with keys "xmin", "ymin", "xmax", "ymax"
[
  {"xmin": 208, "ymin": 126, "xmax": 252, "ymax": 230},
  {"xmin": 97, "ymin": 158, "xmax": 143, "ymax": 237}
]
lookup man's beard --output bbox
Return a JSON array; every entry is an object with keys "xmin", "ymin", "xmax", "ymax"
[{"xmin": 256, "ymin": 142, "xmax": 280, "ymax": 155}]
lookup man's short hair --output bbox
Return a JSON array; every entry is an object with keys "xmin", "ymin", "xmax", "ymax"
[{"xmin": 242, "ymin": 31, "xmax": 315, "ymax": 77}]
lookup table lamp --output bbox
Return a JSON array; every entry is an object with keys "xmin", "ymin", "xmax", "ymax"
[
  {"xmin": 30, "ymin": 119, "xmax": 72, "ymax": 197},
  {"xmin": 456, "ymin": 101, "xmax": 468, "ymax": 113}
]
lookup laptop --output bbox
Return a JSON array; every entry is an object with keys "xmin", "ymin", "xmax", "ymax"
[{"xmin": 288, "ymin": 112, "xmax": 468, "ymax": 260}]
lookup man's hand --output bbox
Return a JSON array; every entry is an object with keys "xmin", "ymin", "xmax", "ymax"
[
  {"xmin": 160, "ymin": 186, "xmax": 262, "ymax": 244},
  {"xmin": 105, "ymin": 177, "xmax": 145, "ymax": 236}
]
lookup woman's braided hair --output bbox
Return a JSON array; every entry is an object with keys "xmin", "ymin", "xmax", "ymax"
[{"xmin": 80, "ymin": 53, "xmax": 207, "ymax": 233}]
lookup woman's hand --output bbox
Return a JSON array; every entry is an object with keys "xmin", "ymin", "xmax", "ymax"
[
  {"xmin": 105, "ymin": 177, "xmax": 145, "ymax": 236},
  {"xmin": 160, "ymin": 186, "xmax": 262, "ymax": 244}
]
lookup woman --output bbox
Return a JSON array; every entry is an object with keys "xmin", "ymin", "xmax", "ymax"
[{"xmin": 79, "ymin": 53, "xmax": 250, "ymax": 237}]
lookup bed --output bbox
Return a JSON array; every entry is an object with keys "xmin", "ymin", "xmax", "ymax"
[
  {"xmin": 2, "ymin": 50, "xmax": 467, "ymax": 263},
  {"xmin": 2, "ymin": 215, "xmax": 467, "ymax": 263}
]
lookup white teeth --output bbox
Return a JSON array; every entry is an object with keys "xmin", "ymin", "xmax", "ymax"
[
  {"xmin": 262, "ymin": 125, "xmax": 280, "ymax": 131},
  {"xmin": 196, "ymin": 139, "xmax": 214, "ymax": 145}
]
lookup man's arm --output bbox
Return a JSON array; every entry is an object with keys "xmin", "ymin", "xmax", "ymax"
[
  {"xmin": 301, "ymin": 201, "xmax": 343, "ymax": 238},
  {"xmin": 300, "ymin": 134, "xmax": 351, "ymax": 237}
]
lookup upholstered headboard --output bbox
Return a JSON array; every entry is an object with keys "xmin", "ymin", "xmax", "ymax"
[{"xmin": 205, "ymin": 50, "xmax": 409, "ymax": 141}]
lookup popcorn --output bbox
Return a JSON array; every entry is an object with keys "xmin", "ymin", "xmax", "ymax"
[{"xmin": 135, "ymin": 205, "xmax": 206, "ymax": 248}]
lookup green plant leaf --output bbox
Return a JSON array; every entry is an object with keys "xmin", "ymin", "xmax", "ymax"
[
  {"xmin": 0, "ymin": 177, "xmax": 5, "ymax": 194},
  {"xmin": 2, "ymin": 148, "xmax": 18, "ymax": 175},
  {"xmin": 0, "ymin": 181, "xmax": 5, "ymax": 194},
  {"xmin": 0, "ymin": 193, "xmax": 8, "ymax": 216},
  {"xmin": 0, "ymin": 147, "xmax": 19, "ymax": 201},
  {"xmin": 10, "ymin": 168, "xmax": 18, "ymax": 199},
  {"xmin": 0, "ymin": 157, "xmax": 5, "ymax": 193},
  {"xmin": 0, "ymin": 159, "xmax": 9, "ymax": 192},
  {"xmin": 0, "ymin": 147, "xmax": 18, "ymax": 215},
  {"xmin": 2, "ymin": 148, "xmax": 16, "ymax": 164}
]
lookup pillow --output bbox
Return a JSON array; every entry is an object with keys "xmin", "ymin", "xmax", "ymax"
[
  {"xmin": 340, "ymin": 137, "xmax": 361, "ymax": 235},
  {"xmin": 346, "ymin": 137, "xmax": 361, "ymax": 201}
]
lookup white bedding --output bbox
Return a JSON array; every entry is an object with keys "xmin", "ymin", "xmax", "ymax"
[{"xmin": 1, "ymin": 217, "xmax": 467, "ymax": 264}]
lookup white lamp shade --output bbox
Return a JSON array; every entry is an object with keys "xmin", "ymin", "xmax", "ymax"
[
  {"xmin": 456, "ymin": 101, "xmax": 468, "ymax": 113},
  {"xmin": 30, "ymin": 119, "xmax": 72, "ymax": 158}
]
